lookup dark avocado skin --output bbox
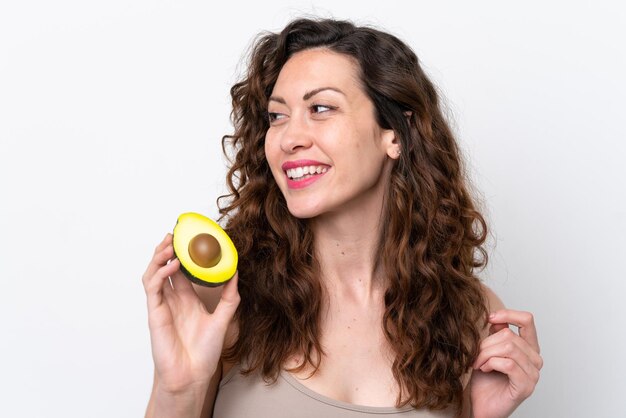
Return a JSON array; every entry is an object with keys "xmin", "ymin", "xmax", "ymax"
[{"xmin": 173, "ymin": 246, "xmax": 231, "ymax": 288}]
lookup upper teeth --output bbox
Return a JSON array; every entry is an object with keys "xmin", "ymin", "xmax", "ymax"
[{"xmin": 286, "ymin": 165, "xmax": 328, "ymax": 179}]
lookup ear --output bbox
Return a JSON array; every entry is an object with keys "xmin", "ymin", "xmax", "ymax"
[{"xmin": 382, "ymin": 128, "xmax": 401, "ymax": 160}]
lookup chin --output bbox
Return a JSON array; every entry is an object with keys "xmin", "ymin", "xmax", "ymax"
[{"xmin": 285, "ymin": 199, "xmax": 325, "ymax": 219}]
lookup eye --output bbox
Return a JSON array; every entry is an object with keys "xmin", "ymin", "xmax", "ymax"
[
  {"xmin": 267, "ymin": 112, "xmax": 286, "ymax": 123},
  {"xmin": 310, "ymin": 104, "xmax": 336, "ymax": 114}
]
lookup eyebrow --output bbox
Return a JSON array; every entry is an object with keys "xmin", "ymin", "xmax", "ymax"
[{"xmin": 268, "ymin": 87, "xmax": 345, "ymax": 104}]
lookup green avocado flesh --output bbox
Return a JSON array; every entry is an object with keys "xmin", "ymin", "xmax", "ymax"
[{"xmin": 172, "ymin": 212, "xmax": 238, "ymax": 287}]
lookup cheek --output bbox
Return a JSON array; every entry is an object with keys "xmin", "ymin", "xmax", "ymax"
[
  {"xmin": 264, "ymin": 133, "xmax": 278, "ymax": 167},
  {"xmin": 351, "ymin": 128, "xmax": 387, "ymax": 165},
  {"xmin": 263, "ymin": 134, "xmax": 285, "ymax": 184}
]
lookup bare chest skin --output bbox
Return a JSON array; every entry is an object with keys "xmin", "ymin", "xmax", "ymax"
[
  {"xmin": 285, "ymin": 290, "xmax": 403, "ymax": 407},
  {"xmin": 219, "ymin": 280, "xmax": 472, "ymax": 410}
]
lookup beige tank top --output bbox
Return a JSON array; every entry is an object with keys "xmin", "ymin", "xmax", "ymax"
[{"xmin": 213, "ymin": 363, "xmax": 456, "ymax": 418}]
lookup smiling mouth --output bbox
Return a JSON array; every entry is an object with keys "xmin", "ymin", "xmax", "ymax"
[{"xmin": 285, "ymin": 165, "xmax": 329, "ymax": 181}]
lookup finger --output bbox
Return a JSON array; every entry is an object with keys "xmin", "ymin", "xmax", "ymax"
[
  {"xmin": 480, "ymin": 327, "xmax": 522, "ymax": 350},
  {"xmin": 142, "ymin": 249, "xmax": 175, "ymax": 296},
  {"xmin": 161, "ymin": 273, "xmax": 179, "ymax": 312},
  {"xmin": 142, "ymin": 242, "xmax": 175, "ymax": 285},
  {"xmin": 162, "ymin": 263, "xmax": 198, "ymax": 315},
  {"xmin": 489, "ymin": 322, "xmax": 509, "ymax": 335},
  {"xmin": 477, "ymin": 328, "xmax": 543, "ymax": 370},
  {"xmin": 489, "ymin": 310, "xmax": 540, "ymax": 353},
  {"xmin": 153, "ymin": 233, "xmax": 172, "ymax": 255},
  {"xmin": 168, "ymin": 269, "xmax": 202, "ymax": 307},
  {"xmin": 145, "ymin": 258, "xmax": 180, "ymax": 311},
  {"xmin": 474, "ymin": 335, "xmax": 543, "ymax": 374},
  {"xmin": 479, "ymin": 357, "xmax": 539, "ymax": 400},
  {"xmin": 212, "ymin": 272, "xmax": 240, "ymax": 329},
  {"xmin": 169, "ymin": 268, "xmax": 196, "ymax": 295}
]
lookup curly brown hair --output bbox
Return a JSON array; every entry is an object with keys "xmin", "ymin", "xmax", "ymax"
[{"xmin": 217, "ymin": 17, "xmax": 489, "ymax": 414}]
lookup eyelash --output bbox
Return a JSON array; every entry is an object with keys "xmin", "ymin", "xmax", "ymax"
[
  {"xmin": 267, "ymin": 112, "xmax": 284, "ymax": 122},
  {"xmin": 311, "ymin": 104, "xmax": 335, "ymax": 113},
  {"xmin": 267, "ymin": 104, "xmax": 336, "ymax": 123}
]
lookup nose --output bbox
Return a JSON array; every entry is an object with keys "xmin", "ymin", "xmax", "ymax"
[{"xmin": 279, "ymin": 114, "xmax": 314, "ymax": 154}]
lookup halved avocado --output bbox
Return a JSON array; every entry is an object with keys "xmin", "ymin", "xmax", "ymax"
[{"xmin": 172, "ymin": 212, "xmax": 238, "ymax": 287}]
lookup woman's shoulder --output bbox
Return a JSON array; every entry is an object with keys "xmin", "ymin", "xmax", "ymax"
[
  {"xmin": 479, "ymin": 282, "xmax": 506, "ymax": 314},
  {"xmin": 476, "ymin": 282, "xmax": 506, "ymax": 344}
]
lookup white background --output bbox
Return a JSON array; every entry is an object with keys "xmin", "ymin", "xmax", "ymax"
[{"xmin": 1, "ymin": 1, "xmax": 625, "ymax": 417}]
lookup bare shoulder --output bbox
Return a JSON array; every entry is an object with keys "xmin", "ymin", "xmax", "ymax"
[
  {"xmin": 479, "ymin": 282, "xmax": 506, "ymax": 313},
  {"xmin": 476, "ymin": 282, "xmax": 506, "ymax": 344}
]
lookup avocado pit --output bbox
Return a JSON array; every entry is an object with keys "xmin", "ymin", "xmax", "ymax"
[{"xmin": 188, "ymin": 233, "xmax": 222, "ymax": 268}]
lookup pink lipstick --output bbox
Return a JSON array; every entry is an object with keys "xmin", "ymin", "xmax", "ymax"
[{"xmin": 282, "ymin": 160, "xmax": 330, "ymax": 190}]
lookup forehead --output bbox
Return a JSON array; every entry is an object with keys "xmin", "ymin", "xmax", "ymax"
[{"xmin": 271, "ymin": 48, "xmax": 363, "ymax": 97}]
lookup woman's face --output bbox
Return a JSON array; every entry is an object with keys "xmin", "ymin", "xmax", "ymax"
[{"xmin": 264, "ymin": 48, "xmax": 397, "ymax": 219}]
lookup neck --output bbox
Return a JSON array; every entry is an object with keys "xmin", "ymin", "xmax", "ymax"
[{"xmin": 309, "ymin": 191, "xmax": 387, "ymax": 303}]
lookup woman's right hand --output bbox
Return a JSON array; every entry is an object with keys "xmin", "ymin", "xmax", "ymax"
[{"xmin": 142, "ymin": 233, "xmax": 240, "ymax": 396}]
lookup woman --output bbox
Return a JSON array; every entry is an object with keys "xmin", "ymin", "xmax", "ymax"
[{"xmin": 143, "ymin": 18, "xmax": 542, "ymax": 418}]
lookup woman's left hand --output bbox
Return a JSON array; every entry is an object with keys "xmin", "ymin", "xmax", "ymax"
[{"xmin": 469, "ymin": 309, "xmax": 543, "ymax": 418}]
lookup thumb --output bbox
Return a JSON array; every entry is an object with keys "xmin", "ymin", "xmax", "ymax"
[
  {"xmin": 212, "ymin": 271, "xmax": 240, "ymax": 328},
  {"xmin": 489, "ymin": 322, "xmax": 509, "ymax": 335}
]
